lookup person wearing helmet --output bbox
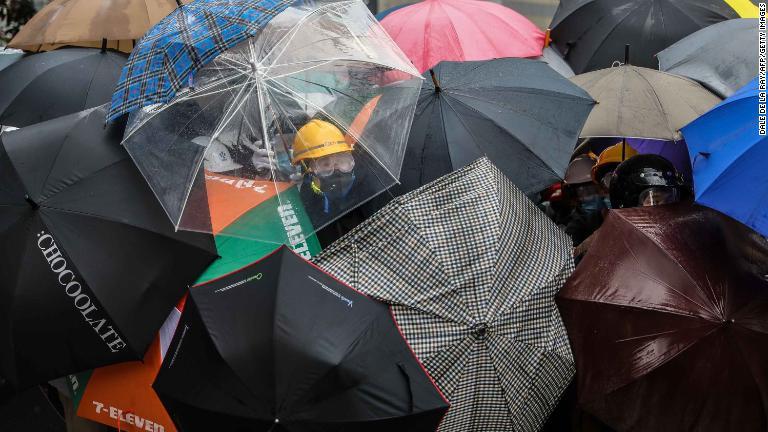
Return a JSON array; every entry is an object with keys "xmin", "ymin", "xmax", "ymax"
[
  {"xmin": 562, "ymin": 155, "xmax": 606, "ymax": 248},
  {"xmin": 592, "ymin": 141, "xmax": 639, "ymax": 192},
  {"xmin": 292, "ymin": 119, "xmax": 359, "ymax": 220},
  {"xmin": 609, "ymin": 154, "xmax": 687, "ymax": 209}
]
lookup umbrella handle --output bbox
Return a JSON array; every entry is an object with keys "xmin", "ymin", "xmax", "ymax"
[
  {"xmin": 397, "ymin": 362, "xmax": 415, "ymax": 413},
  {"xmin": 116, "ymin": 409, "xmax": 134, "ymax": 432}
]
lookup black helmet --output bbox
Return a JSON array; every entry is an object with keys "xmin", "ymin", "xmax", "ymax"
[{"xmin": 609, "ymin": 154, "xmax": 685, "ymax": 209}]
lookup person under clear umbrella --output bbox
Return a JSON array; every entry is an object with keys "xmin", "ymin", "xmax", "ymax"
[{"xmin": 290, "ymin": 118, "xmax": 388, "ymax": 230}]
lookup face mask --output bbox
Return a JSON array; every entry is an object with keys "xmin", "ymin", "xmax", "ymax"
[
  {"xmin": 316, "ymin": 171, "xmax": 355, "ymax": 202},
  {"xmin": 580, "ymin": 196, "xmax": 606, "ymax": 213}
]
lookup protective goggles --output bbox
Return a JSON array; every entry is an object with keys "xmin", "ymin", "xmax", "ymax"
[
  {"xmin": 638, "ymin": 187, "xmax": 680, "ymax": 207},
  {"xmin": 309, "ymin": 152, "xmax": 355, "ymax": 177}
]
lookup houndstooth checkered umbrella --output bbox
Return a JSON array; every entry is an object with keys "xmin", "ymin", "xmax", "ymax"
[{"xmin": 313, "ymin": 157, "xmax": 575, "ymax": 431}]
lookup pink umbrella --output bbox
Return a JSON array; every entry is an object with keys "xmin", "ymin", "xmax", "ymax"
[{"xmin": 381, "ymin": 0, "xmax": 545, "ymax": 73}]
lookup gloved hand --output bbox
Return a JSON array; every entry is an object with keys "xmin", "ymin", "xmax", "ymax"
[{"xmin": 251, "ymin": 147, "xmax": 276, "ymax": 171}]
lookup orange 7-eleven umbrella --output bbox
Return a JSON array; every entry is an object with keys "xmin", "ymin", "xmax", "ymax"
[
  {"xmin": 68, "ymin": 176, "xmax": 322, "ymax": 432},
  {"xmin": 8, "ymin": 0, "xmax": 187, "ymax": 53}
]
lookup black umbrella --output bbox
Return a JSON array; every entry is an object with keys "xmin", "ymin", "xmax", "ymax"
[
  {"xmin": 369, "ymin": 58, "xmax": 593, "ymax": 210},
  {"xmin": 0, "ymin": 48, "xmax": 126, "ymax": 128},
  {"xmin": 550, "ymin": 0, "xmax": 740, "ymax": 74},
  {"xmin": 154, "ymin": 246, "xmax": 449, "ymax": 432},
  {"xmin": 0, "ymin": 105, "xmax": 217, "ymax": 397}
]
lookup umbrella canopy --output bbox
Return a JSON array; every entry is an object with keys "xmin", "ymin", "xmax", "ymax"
[
  {"xmin": 549, "ymin": 0, "xmax": 743, "ymax": 74},
  {"xmin": 536, "ymin": 46, "xmax": 574, "ymax": 78},
  {"xmin": 7, "ymin": 0, "xmax": 185, "ymax": 53},
  {"xmin": 627, "ymin": 138, "xmax": 692, "ymax": 183},
  {"xmin": 379, "ymin": 0, "xmax": 544, "ymax": 73},
  {"xmin": 0, "ymin": 106, "xmax": 217, "ymax": 397},
  {"xmin": 154, "ymin": 246, "xmax": 449, "ymax": 431},
  {"xmin": 681, "ymin": 78, "xmax": 768, "ymax": 237},
  {"xmin": 120, "ymin": 0, "xmax": 422, "ymax": 243},
  {"xmin": 571, "ymin": 65, "xmax": 721, "ymax": 141},
  {"xmin": 658, "ymin": 19, "xmax": 757, "ymax": 98},
  {"xmin": 376, "ymin": 58, "xmax": 593, "ymax": 204},
  {"xmin": 0, "ymin": 48, "xmax": 126, "ymax": 128},
  {"xmin": 557, "ymin": 203, "xmax": 768, "ymax": 431},
  {"xmin": 0, "ymin": 51, "xmax": 24, "ymax": 73},
  {"xmin": 0, "ymin": 387, "xmax": 65, "ymax": 431},
  {"xmin": 314, "ymin": 157, "xmax": 576, "ymax": 432},
  {"xmin": 375, "ymin": 2, "xmax": 412, "ymax": 20},
  {"xmin": 69, "ymin": 234, "xmax": 322, "ymax": 432},
  {"xmin": 107, "ymin": 0, "xmax": 294, "ymax": 120}
]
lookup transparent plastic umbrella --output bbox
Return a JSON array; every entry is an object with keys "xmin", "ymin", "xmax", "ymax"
[{"xmin": 122, "ymin": 0, "xmax": 422, "ymax": 244}]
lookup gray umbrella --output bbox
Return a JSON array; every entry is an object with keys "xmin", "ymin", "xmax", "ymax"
[
  {"xmin": 571, "ymin": 65, "xmax": 721, "ymax": 140},
  {"xmin": 0, "ymin": 50, "xmax": 24, "ymax": 73},
  {"xmin": 314, "ymin": 157, "xmax": 575, "ymax": 432},
  {"xmin": 658, "ymin": 19, "xmax": 757, "ymax": 98},
  {"xmin": 535, "ymin": 46, "xmax": 575, "ymax": 78}
]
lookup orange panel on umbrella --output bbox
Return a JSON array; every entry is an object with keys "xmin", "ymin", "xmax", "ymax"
[{"xmin": 204, "ymin": 171, "xmax": 293, "ymax": 234}]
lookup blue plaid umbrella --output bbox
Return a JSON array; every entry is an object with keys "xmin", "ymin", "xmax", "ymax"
[{"xmin": 107, "ymin": 0, "xmax": 294, "ymax": 121}]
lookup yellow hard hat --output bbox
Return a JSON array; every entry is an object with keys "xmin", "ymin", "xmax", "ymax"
[
  {"xmin": 292, "ymin": 119, "xmax": 351, "ymax": 164},
  {"xmin": 592, "ymin": 141, "xmax": 639, "ymax": 183}
]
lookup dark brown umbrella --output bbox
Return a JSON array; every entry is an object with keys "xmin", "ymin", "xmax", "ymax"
[{"xmin": 557, "ymin": 203, "xmax": 768, "ymax": 432}]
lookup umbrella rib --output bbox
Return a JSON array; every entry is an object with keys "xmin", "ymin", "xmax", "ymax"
[
  {"xmin": 440, "ymin": 93, "xmax": 565, "ymax": 177},
  {"xmin": 35, "ymin": 111, "xmax": 93, "ymax": 201},
  {"xmin": 688, "ymin": 98, "xmax": 756, "ymax": 197},
  {"xmin": 435, "ymin": 0, "xmax": 466, "ymax": 63},
  {"xmin": 39, "ymin": 204, "xmax": 215, "ymax": 255},
  {"xmin": 619, "ymin": 235, "xmax": 718, "ymax": 317},
  {"xmin": 586, "ymin": 3, "xmax": 647, "ymax": 67},
  {"xmin": 258, "ymin": 1, "xmax": 352, "ymax": 73},
  {"xmin": 615, "ymin": 212, "xmax": 722, "ymax": 316},
  {"xmin": 593, "ymin": 325, "xmax": 721, "ymax": 399},
  {"xmin": 632, "ymin": 68, "xmax": 676, "ymax": 137},
  {"xmin": 122, "ymin": 74, "xmax": 249, "ymax": 141},
  {"xmin": 266, "ymin": 56, "xmax": 418, "ymax": 79},
  {"xmin": 489, "ymin": 257, "xmax": 573, "ymax": 326},
  {"xmin": 557, "ymin": 296, "xmax": 711, "ymax": 321}
]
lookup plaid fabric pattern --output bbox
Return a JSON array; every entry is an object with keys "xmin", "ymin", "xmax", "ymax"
[
  {"xmin": 314, "ymin": 157, "xmax": 575, "ymax": 432},
  {"xmin": 107, "ymin": 0, "xmax": 293, "ymax": 121}
]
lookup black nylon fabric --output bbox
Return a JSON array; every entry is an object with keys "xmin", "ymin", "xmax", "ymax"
[
  {"xmin": 0, "ymin": 106, "xmax": 216, "ymax": 399},
  {"xmin": 365, "ymin": 58, "xmax": 594, "ymax": 214},
  {"xmin": 550, "ymin": 0, "xmax": 739, "ymax": 74},
  {"xmin": 0, "ymin": 48, "xmax": 126, "ymax": 128},
  {"xmin": 154, "ymin": 246, "xmax": 448, "ymax": 432}
]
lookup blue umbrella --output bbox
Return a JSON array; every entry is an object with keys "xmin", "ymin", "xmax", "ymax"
[
  {"xmin": 681, "ymin": 77, "xmax": 767, "ymax": 236},
  {"xmin": 374, "ymin": 2, "xmax": 412, "ymax": 20},
  {"xmin": 107, "ymin": 0, "xmax": 293, "ymax": 121}
]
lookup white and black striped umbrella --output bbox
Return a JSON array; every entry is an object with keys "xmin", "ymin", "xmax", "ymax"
[{"xmin": 313, "ymin": 157, "xmax": 574, "ymax": 432}]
